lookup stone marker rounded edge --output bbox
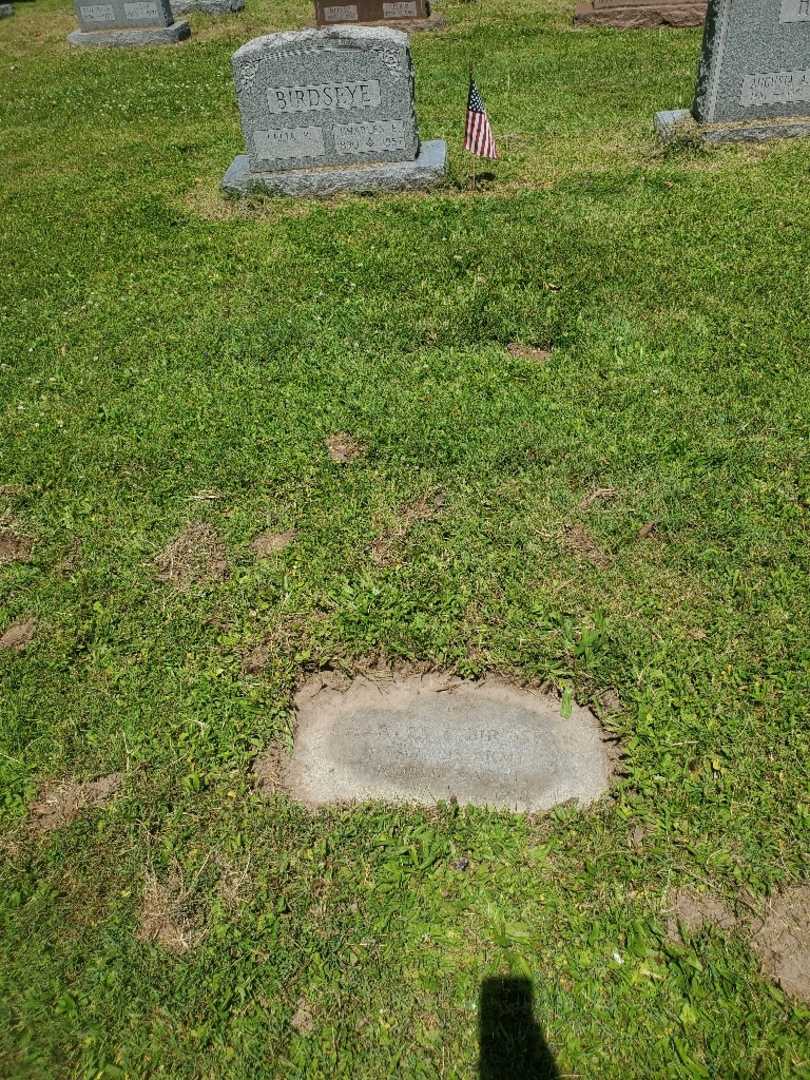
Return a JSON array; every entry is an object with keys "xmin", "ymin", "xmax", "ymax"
[
  {"xmin": 67, "ymin": 19, "xmax": 190, "ymax": 45},
  {"xmin": 282, "ymin": 672, "xmax": 615, "ymax": 813},
  {"xmin": 221, "ymin": 138, "xmax": 448, "ymax": 198},
  {"xmin": 232, "ymin": 22, "xmax": 410, "ymax": 65},
  {"xmin": 655, "ymin": 107, "xmax": 810, "ymax": 144}
]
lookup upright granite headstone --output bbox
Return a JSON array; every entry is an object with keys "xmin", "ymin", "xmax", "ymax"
[
  {"xmin": 222, "ymin": 27, "xmax": 447, "ymax": 197},
  {"xmin": 656, "ymin": 0, "xmax": 810, "ymax": 141},
  {"xmin": 68, "ymin": 0, "xmax": 189, "ymax": 45},
  {"xmin": 315, "ymin": 0, "xmax": 443, "ymax": 31},
  {"xmin": 575, "ymin": 0, "xmax": 705, "ymax": 29},
  {"xmin": 0, "ymin": 4, "xmax": 14, "ymax": 17}
]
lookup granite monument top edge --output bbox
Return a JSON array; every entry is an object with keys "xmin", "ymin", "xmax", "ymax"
[{"xmin": 232, "ymin": 25, "xmax": 410, "ymax": 63}]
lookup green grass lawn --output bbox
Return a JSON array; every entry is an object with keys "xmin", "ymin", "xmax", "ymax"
[{"xmin": 2, "ymin": 0, "xmax": 810, "ymax": 1074}]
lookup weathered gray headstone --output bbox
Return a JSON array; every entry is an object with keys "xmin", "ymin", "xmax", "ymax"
[
  {"xmin": 284, "ymin": 674, "xmax": 613, "ymax": 811},
  {"xmin": 656, "ymin": 0, "xmax": 810, "ymax": 142},
  {"xmin": 222, "ymin": 27, "xmax": 447, "ymax": 197},
  {"xmin": 68, "ymin": 0, "xmax": 190, "ymax": 46},
  {"xmin": 171, "ymin": 0, "xmax": 243, "ymax": 15},
  {"xmin": 0, "ymin": 3, "xmax": 14, "ymax": 15}
]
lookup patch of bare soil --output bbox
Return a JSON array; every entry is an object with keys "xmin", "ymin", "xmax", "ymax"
[
  {"xmin": 29, "ymin": 773, "xmax": 122, "ymax": 834},
  {"xmin": 155, "ymin": 523, "xmax": 228, "ymax": 589},
  {"xmin": 370, "ymin": 492, "xmax": 443, "ymax": 567},
  {"xmin": 749, "ymin": 885, "xmax": 810, "ymax": 1002},
  {"xmin": 252, "ymin": 745, "xmax": 286, "ymax": 794},
  {"xmin": 637, "ymin": 521, "xmax": 659, "ymax": 540},
  {"xmin": 0, "ymin": 526, "xmax": 33, "ymax": 566},
  {"xmin": 579, "ymin": 486, "xmax": 619, "ymax": 511},
  {"xmin": 216, "ymin": 858, "xmax": 252, "ymax": 913},
  {"xmin": 251, "ymin": 528, "xmax": 296, "ymax": 559},
  {"xmin": 0, "ymin": 617, "xmax": 35, "ymax": 651},
  {"xmin": 326, "ymin": 433, "xmax": 365, "ymax": 464},
  {"xmin": 666, "ymin": 889, "xmax": 737, "ymax": 942},
  {"xmin": 137, "ymin": 869, "xmax": 201, "ymax": 956},
  {"xmin": 506, "ymin": 342, "xmax": 553, "ymax": 362},
  {"xmin": 564, "ymin": 524, "xmax": 612, "ymax": 569},
  {"xmin": 291, "ymin": 997, "xmax": 315, "ymax": 1035},
  {"xmin": 242, "ymin": 643, "xmax": 270, "ymax": 675}
]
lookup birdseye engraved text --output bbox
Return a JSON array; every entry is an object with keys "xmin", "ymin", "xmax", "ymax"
[
  {"xmin": 323, "ymin": 3, "xmax": 357, "ymax": 19},
  {"xmin": 740, "ymin": 69, "xmax": 810, "ymax": 106},
  {"xmin": 266, "ymin": 80, "xmax": 382, "ymax": 114},
  {"xmin": 79, "ymin": 4, "xmax": 115, "ymax": 19},
  {"xmin": 332, "ymin": 119, "xmax": 407, "ymax": 153},
  {"xmin": 254, "ymin": 126, "xmax": 326, "ymax": 159},
  {"xmin": 780, "ymin": 0, "xmax": 810, "ymax": 20},
  {"xmin": 383, "ymin": 1, "xmax": 418, "ymax": 15},
  {"xmin": 123, "ymin": 0, "xmax": 160, "ymax": 16}
]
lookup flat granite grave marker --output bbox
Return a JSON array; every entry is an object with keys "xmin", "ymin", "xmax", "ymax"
[
  {"xmin": 222, "ymin": 26, "xmax": 447, "ymax": 197},
  {"xmin": 171, "ymin": 0, "xmax": 243, "ymax": 17},
  {"xmin": 69, "ymin": 0, "xmax": 189, "ymax": 45},
  {"xmin": 284, "ymin": 674, "xmax": 613, "ymax": 812},
  {"xmin": 656, "ymin": 0, "xmax": 810, "ymax": 141},
  {"xmin": 575, "ymin": 0, "xmax": 706, "ymax": 29}
]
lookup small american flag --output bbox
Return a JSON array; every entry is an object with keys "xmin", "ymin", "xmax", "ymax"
[{"xmin": 464, "ymin": 77, "xmax": 498, "ymax": 160}]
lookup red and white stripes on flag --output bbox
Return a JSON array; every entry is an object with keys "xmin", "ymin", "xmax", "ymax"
[{"xmin": 464, "ymin": 77, "xmax": 498, "ymax": 160}]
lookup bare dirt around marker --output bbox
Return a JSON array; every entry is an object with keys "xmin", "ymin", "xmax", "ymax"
[
  {"xmin": 750, "ymin": 885, "xmax": 810, "ymax": 1003},
  {"xmin": 285, "ymin": 672, "xmax": 613, "ymax": 812}
]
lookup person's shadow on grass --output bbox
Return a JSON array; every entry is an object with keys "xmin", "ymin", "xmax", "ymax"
[{"xmin": 478, "ymin": 977, "xmax": 559, "ymax": 1080}]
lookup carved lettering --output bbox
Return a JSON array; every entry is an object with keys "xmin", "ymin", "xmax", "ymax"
[
  {"xmin": 79, "ymin": 3, "xmax": 114, "ymax": 18},
  {"xmin": 323, "ymin": 3, "xmax": 357, "ymax": 19},
  {"xmin": 332, "ymin": 119, "xmax": 407, "ymax": 154},
  {"xmin": 740, "ymin": 69, "xmax": 810, "ymax": 107},
  {"xmin": 266, "ymin": 80, "xmax": 382, "ymax": 114},
  {"xmin": 383, "ymin": 1, "xmax": 418, "ymax": 15},
  {"xmin": 253, "ymin": 126, "xmax": 326, "ymax": 161},
  {"xmin": 123, "ymin": 0, "xmax": 160, "ymax": 16}
]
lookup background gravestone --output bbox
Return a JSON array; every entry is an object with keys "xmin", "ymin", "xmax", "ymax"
[
  {"xmin": 171, "ymin": 0, "xmax": 243, "ymax": 16},
  {"xmin": 314, "ymin": 0, "xmax": 444, "ymax": 31},
  {"xmin": 575, "ymin": 0, "xmax": 706, "ymax": 29},
  {"xmin": 222, "ymin": 27, "xmax": 447, "ymax": 197},
  {"xmin": 69, "ymin": 0, "xmax": 189, "ymax": 44},
  {"xmin": 656, "ymin": 0, "xmax": 810, "ymax": 141},
  {"xmin": 0, "ymin": 4, "xmax": 13, "ymax": 16}
]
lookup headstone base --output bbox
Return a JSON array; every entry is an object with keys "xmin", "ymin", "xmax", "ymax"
[
  {"xmin": 222, "ymin": 138, "xmax": 448, "ymax": 198},
  {"xmin": 172, "ymin": 0, "xmax": 243, "ymax": 13},
  {"xmin": 574, "ymin": 2, "xmax": 705, "ymax": 27},
  {"xmin": 0, "ymin": 4, "xmax": 14, "ymax": 15},
  {"xmin": 655, "ymin": 108, "xmax": 810, "ymax": 144},
  {"xmin": 67, "ymin": 19, "xmax": 190, "ymax": 45}
]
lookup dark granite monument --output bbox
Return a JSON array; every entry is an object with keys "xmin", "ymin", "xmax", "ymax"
[
  {"xmin": 575, "ymin": 0, "xmax": 706, "ymax": 29},
  {"xmin": 222, "ymin": 27, "xmax": 447, "ymax": 197},
  {"xmin": 656, "ymin": 0, "xmax": 810, "ymax": 142},
  {"xmin": 314, "ymin": 0, "xmax": 444, "ymax": 31},
  {"xmin": 68, "ymin": 0, "xmax": 190, "ymax": 45}
]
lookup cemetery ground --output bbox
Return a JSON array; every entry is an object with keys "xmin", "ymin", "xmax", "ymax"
[{"xmin": 1, "ymin": 0, "xmax": 809, "ymax": 1074}]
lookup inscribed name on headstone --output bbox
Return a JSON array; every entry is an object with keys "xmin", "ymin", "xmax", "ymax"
[
  {"xmin": 232, "ymin": 27, "xmax": 418, "ymax": 173},
  {"xmin": 694, "ymin": 0, "xmax": 810, "ymax": 125},
  {"xmin": 315, "ymin": 0, "xmax": 429, "ymax": 26},
  {"xmin": 75, "ymin": 0, "xmax": 172, "ymax": 29}
]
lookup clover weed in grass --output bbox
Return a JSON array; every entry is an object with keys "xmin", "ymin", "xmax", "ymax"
[{"xmin": 1, "ymin": 0, "xmax": 809, "ymax": 1075}]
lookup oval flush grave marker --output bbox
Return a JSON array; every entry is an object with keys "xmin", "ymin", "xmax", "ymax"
[{"xmin": 285, "ymin": 674, "xmax": 613, "ymax": 812}]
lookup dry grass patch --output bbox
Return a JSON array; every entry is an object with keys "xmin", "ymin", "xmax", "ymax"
[
  {"xmin": 29, "ymin": 773, "xmax": 122, "ymax": 834},
  {"xmin": 251, "ymin": 528, "xmax": 296, "ymax": 559},
  {"xmin": 325, "ymin": 432, "xmax": 365, "ymax": 464},
  {"xmin": 155, "ymin": 522, "xmax": 228, "ymax": 588},
  {"xmin": 252, "ymin": 745, "xmax": 286, "ymax": 794},
  {"xmin": 564, "ymin": 524, "xmax": 612, "ymax": 569},
  {"xmin": 137, "ymin": 868, "xmax": 202, "ymax": 956},
  {"xmin": 0, "ymin": 524, "xmax": 33, "ymax": 565},
  {"xmin": 0, "ymin": 617, "xmax": 35, "ymax": 651},
  {"xmin": 506, "ymin": 342, "xmax": 553, "ymax": 363}
]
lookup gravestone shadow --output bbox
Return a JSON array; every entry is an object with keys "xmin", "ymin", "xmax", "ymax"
[{"xmin": 479, "ymin": 977, "xmax": 559, "ymax": 1080}]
